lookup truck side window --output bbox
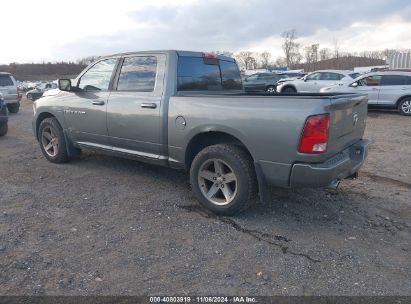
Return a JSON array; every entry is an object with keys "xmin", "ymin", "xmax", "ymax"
[
  {"xmin": 178, "ymin": 57, "xmax": 221, "ymax": 91},
  {"xmin": 220, "ymin": 60, "xmax": 242, "ymax": 90},
  {"xmin": 78, "ymin": 58, "xmax": 117, "ymax": 91},
  {"xmin": 117, "ymin": 56, "xmax": 157, "ymax": 92}
]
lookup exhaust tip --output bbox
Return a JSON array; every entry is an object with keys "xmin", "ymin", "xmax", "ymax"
[{"xmin": 327, "ymin": 180, "xmax": 341, "ymax": 190}]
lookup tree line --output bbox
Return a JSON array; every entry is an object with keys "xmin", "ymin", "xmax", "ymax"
[{"xmin": 216, "ymin": 29, "xmax": 398, "ymax": 71}]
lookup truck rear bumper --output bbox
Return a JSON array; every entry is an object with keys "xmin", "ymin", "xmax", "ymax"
[{"xmin": 289, "ymin": 139, "xmax": 369, "ymax": 188}]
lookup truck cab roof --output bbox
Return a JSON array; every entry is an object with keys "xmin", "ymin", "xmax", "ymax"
[{"xmin": 100, "ymin": 50, "xmax": 236, "ymax": 62}]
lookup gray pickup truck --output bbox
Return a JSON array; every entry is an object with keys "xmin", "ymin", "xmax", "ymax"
[{"xmin": 32, "ymin": 50, "xmax": 369, "ymax": 215}]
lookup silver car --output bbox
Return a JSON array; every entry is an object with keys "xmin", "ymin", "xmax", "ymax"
[
  {"xmin": 276, "ymin": 70, "xmax": 358, "ymax": 93},
  {"xmin": 0, "ymin": 72, "xmax": 20, "ymax": 113},
  {"xmin": 321, "ymin": 71, "xmax": 411, "ymax": 115}
]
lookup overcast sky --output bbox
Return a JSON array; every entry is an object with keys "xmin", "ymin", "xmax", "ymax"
[{"xmin": 1, "ymin": 0, "xmax": 411, "ymax": 64}]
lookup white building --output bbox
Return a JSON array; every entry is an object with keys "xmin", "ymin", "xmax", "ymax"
[{"xmin": 388, "ymin": 51, "xmax": 411, "ymax": 69}]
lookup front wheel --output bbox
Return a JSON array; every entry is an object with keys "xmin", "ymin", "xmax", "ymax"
[
  {"xmin": 399, "ymin": 98, "xmax": 411, "ymax": 116},
  {"xmin": 190, "ymin": 144, "xmax": 257, "ymax": 215},
  {"xmin": 0, "ymin": 123, "xmax": 8, "ymax": 136},
  {"xmin": 38, "ymin": 117, "xmax": 69, "ymax": 163}
]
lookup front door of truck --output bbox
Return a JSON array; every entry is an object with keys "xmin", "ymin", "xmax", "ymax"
[
  {"xmin": 63, "ymin": 58, "xmax": 118, "ymax": 147},
  {"xmin": 106, "ymin": 54, "xmax": 165, "ymax": 158}
]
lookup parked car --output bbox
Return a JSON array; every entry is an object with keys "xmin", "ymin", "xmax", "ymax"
[
  {"xmin": 244, "ymin": 73, "xmax": 288, "ymax": 93},
  {"xmin": 277, "ymin": 70, "xmax": 358, "ymax": 93},
  {"xmin": 27, "ymin": 83, "xmax": 57, "ymax": 101},
  {"xmin": 0, "ymin": 72, "xmax": 20, "ymax": 113},
  {"xmin": 320, "ymin": 71, "xmax": 411, "ymax": 115},
  {"xmin": 32, "ymin": 50, "xmax": 369, "ymax": 215},
  {"xmin": 0, "ymin": 93, "xmax": 8, "ymax": 136}
]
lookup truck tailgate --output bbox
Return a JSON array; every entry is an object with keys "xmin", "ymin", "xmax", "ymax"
[{"xmin": 327, "ymin": 94, "xmax": 368, "ymax": 156}]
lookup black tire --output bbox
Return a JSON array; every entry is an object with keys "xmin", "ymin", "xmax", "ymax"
[
  {"xmin": 282, "ymin": 86, "xmax": 297, "ymax": 93},
  {"xmin": 265, "ymin": 85, "xmax": 276, "ymax": 94},
  {"xmin": 0, "ymin": 123, "xmax": 7, "ymax": 136},
  {"xmin": 7, "ymin": 104, "xmax": 19, "ymax": 113},
  {"xmin": 38, "ymin": 117, "xmax": 69, "ymax": 163},
  {"xmin": 398, "ymin": 98, "xmax": 411, "ymax": 116},
  {"xmin": 190, "ymin": 144, "xmax": 257, "ymax": 215}
]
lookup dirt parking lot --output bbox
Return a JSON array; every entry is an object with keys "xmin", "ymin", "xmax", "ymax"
[{"xmin": 0, "ymin": 97, "xmax": 410, "ymax": 296}]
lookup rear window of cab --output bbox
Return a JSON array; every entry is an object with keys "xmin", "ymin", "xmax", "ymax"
[{"xmin": 177, "ymin": 57, "xmax": 242, "ymax": 91}]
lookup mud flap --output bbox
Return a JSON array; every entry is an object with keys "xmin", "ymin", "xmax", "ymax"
[
  {"xmin": 63, "ymin": 130, "xmax": 80, "ymax": 157},
  {"xmin": 254, "ymin": 162, "xmax": 270, "ymax": 204}
]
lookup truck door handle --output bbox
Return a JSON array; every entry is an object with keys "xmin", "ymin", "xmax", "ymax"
[
  {"xmin": 92, "ymin": 100, "xmax": 105, "ymax": 105},
  {"xmin": 141, "ymin": 103, "xmax": 157, "ymax": 109}
]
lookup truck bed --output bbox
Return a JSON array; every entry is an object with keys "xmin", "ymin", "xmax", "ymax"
[{"xmin": 167, "ymin": 92, "xmax": 368, "ymax": 187}]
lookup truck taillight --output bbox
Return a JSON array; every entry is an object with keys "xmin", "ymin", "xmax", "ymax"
[{"xmin": 298, "ymin": 114, "xmax": 330, "ymax": 154}]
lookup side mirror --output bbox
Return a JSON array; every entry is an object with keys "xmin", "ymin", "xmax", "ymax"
[
  {"xmin": 351, "ymin": 82, "xmax": 358, "ymax": 88},
  {"xmin": 244, "ymin": 78, "xmax": 248, "ymax": 82},
  {"xmin": 58, "ymin": 79, "xmax": 72, "ymax": 91}
]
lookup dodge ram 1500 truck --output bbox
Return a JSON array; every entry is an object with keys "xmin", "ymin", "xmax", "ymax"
[{"xmin": 32, "ymin": 50, "xmax": 369, "ymax": 215}]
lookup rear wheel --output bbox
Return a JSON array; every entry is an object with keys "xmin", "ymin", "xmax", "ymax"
[
  {"xmin": 398, "ymin": 98, "xmax": 411, "ymax": 116},
  {"xmin": 190, "ymin": 144, "xmax": 257, "ymax": 215},
  {"xmin": 0, "ymin": 123, "xmax": 8, "ymax": 136},
  {"xmin": 38, "ymin": 117, "xmax": 69, "ymax": 163},
  {"xmin": 7, "ymin": 103, "xmax": 19, "ymax": 113},
  {"xmin": 282, "ymin": 86, "xmax": 297, "ymax": 93}
]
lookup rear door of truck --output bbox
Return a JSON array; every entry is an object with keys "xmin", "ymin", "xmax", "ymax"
[{"xmin": 106, "ymin": 53, "xmax": 166, "ymax": 158}]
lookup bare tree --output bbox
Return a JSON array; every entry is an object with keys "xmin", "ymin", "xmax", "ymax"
[
  {"xmin": 235, "ymin": 51, "xmax": 258, "ymax": 70},
  {"xmin": 333, "ymin": 38, "xmax": 340, "ymax": 59},
  {"xmin": 260, "ymin": 51, "xmax": 271, "ymax": 68},
  {"xmin": 319, "ymin": 48, "xmax": 331, "ymax": 61},
  {"xmin": 245, "ymin": 56, "xmax": 257, "ymax": 70},
  {"xmin": 281, "ymin": 29, "xmax": 301, "ymax": 67},
  {"xmin": 273, "ymin": 57, "xmax": 287, "ymax": 68}
]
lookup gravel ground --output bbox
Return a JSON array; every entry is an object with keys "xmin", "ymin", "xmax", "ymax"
[{"xmin": 0, "ymin": 98, "xmax": 410, "ymax": 296}]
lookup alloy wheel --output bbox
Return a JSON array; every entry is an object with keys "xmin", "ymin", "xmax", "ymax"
[
  {"xmin": 41, "ymin": 126, "xmax": 59, "ymax": 157},
  {"xmin": 401, "ymin": 100, "xmax": 411, "ymax": 114},
  {"xmin": 198, "ymin": 159, "xmax": 238, "ymax": 206}
]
